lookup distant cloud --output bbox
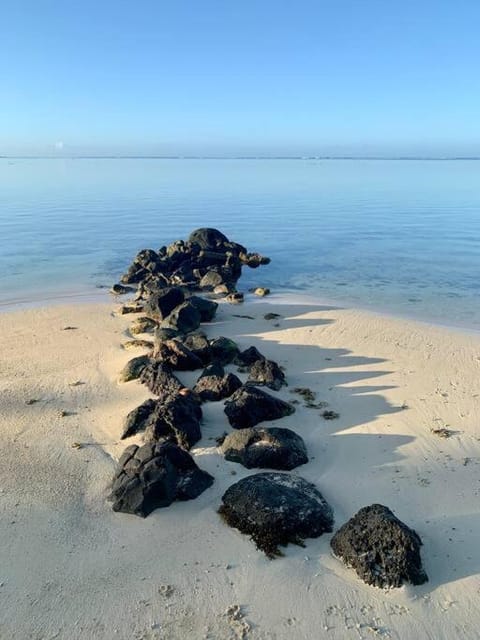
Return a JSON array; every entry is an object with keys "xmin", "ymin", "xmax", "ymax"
[{"xmin": 54, "ymin": 141, "xmax": 64, "ymax": 150}]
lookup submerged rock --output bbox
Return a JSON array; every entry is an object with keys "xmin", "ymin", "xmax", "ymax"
[
  {"xmin": 110, "ymin": 441, "xmax": 214, "ymax": 517},
  {"xmin": 224, "ymin": 385, "xmax": 295, "ymax": 429},
  {"xmin": 247, "ymin": 358, "xmax": 286, "ymax": 391},
  {"xmin": 330, "ymin": 504, "xmax": 428, "ymax": 588},
  {"xmin": 219, "ymin": 472, "xmax": 333, "ymax": 557},
  {"xmin": 193, "ymin": 363, "xmax": 242, "ymax": 402},
  {"xmin": 220, "ymin": 427, "xmax": 307, "ymax": 470}
]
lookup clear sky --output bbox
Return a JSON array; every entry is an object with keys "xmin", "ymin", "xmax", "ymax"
[{"xmin": 1, "ymin": 0, "xmax": 480, "ymax": 156}]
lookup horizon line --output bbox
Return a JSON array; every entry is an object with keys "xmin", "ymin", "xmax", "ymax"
[{"xmin": 2, "ymin": 155, "xmax": 480, "ymax": 161}]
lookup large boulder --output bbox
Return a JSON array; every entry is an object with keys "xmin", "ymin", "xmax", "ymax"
[
  {"xmin": 224, "ymin": 385, "xmax": 295, "ymax": 429},
  {"xmin": 220, "ymin": 427, "xmax": 307, "ymax": 470},
  {"xmin": 219, "ymin": 472, "xmax": 333, "ymax": 557},
  {"xmin": 161, "ymin": 301, "xmax": 202, "ymax": 334},
  {"xmin": 247, "ymin": 358, "xmax": 286, "ymax": 391},
  {"xmin": 144, "ymin": 287, "xmax": 185, "ymax": 320},
  {"xmin": 193, "ymin": 363, "xmax": 242, "ymax": 402},
  {"xmin": 188, "ymin": 228, "xmax": 230, "ymax": 250},
  {"xmin": 110, "ymin": 442, "xmax": 214, "ymax": 517},
  {"xmin": 140, "ymin": 361, "xmax": 184, "ymax": 400},
  {"xmin": 330, "ymin": 504, "xmax": 428, "ymax": 588},
  {"xmin": 144, "ymin": 391, "xmax": 202, "ymax": 449}
]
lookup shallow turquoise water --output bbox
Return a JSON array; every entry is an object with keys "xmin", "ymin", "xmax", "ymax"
[{"xmin": 1, "ymin": 158, "xmax": 479, "ymax": 327}]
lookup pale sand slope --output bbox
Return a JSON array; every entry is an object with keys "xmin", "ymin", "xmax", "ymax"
[{"xmin": 1, "ymin": 297, "xmax": 480, "ymax": 640}]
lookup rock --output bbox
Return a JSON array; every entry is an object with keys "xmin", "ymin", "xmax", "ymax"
[
  {"xmin": 264, "ymin": 313, "xmax": 281, "ymax": 320},
  {"xmin": 253, "ymin": 287, "xmax": 270, "ymax": 297},
  {"xmin": 220, "ymin": 427, "xmax": 307, "ymax": 470},
  {"xmin": 224, "ymin": 385, "xmax": 295, "ymax": 429},
  {"xmin": 110, "ymin": 283, "xmax": 136, "ymax": 295},
  {"xmin": 188, "ymin": 296, "xmax": 218, "ymax": 322},
  {"xmin": 330, "ymin": 504, "xmax": 428, "ymax": 588},
  {"xmin": 123, "ymin": 339, "xmax": 154, "ymax": 351},
  {"xmin": 154, "ymin": 327, "xmax": 183, "ymax": 342},
  {"xmin": 226, "ymin": 292, "xmax": 244, "ymax": 304},
  {"xmin": 130, "ymin": 317, "xmax": 158, "ymax": 335},
  {"xmin": 118, "ymin": 355, "xmax": 151, "ymax": 382},
  {"xmin": 193, "ymin": 364, "xmax": 242, "ymax": 401},
  {"xmin": 200, "ymin": 271, "xmax": 225, "ymax": 290},
  {"xmin": 140, "ymin": 361, "xmax": 184, "ymax": 400},
  {"xmin": 110, "ymin": 441, "xmax": 214, "ymax": 517},
  {"xmin": 188, "ymin": 227, "xmax": 230, "ymax": 250},
  {"xmin": 209, "ymin": 336, "xmax": 240, "ymax": 365},
  {"xmin": 122, "ymin": 399, "xmax": 157, "ymax": 439},
  {"xmin": 247, "ymin": 359, "xmax": 287, "ymax": 391},
  {"xmin": 182, "ymin": 332, "xmax": 211, "ymax": 365},
  {"xmin": 144, "ymin": 392, "xmax": 203, "ymax": 449},
  {"xmin": 239, "ymin": 253, "xmax": 271, "ymax": 269},
  {"xmin": 214, "ymin": 284, "xmax": 231, "ymax": 295},
  {"xmin": 235, "ymin": 346, "xmax": 266, "ymax": 367},
  {"xmin": 154, "ymin": 338, "xmax": 204, "ymax": 371},
  {"xmin": 161, "ymin": 301, "xmax": 202, "ymax": 334},
  {"xmin": 119, "ymin": 302, "xmax": 145, "ymax": 314},
  {"xmin": 144, "ymin": 287, "xmax": 185, "ymax": 320},
  {"xmin": 219, "ymin": 472, "xmax": 333, "ymax": 557}
]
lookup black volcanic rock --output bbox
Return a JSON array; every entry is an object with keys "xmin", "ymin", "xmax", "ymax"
[
  {"xmin": 118, "ymin": 355, "xmax": 151, "ymax": 382},
  {"xmin": 182, "ymin": 332, "xmax": 211, "ymax": 365},
  {"xmin": 330, "ymin": 504, "xmax": 428, "ymax": 588},
  {"xmin": 188, "ymin": 296, "xmax": 218, "ymax": 322},
  {"xmin": 161, "ymin": 301, "xmax": 202, "ymax": 334},
  {"xmin": 140, "ymin": 361, "xmax": 184, "ymax": 400},
  {"xmin": 220, "ymin": 427, "xmax": 307, "ymax": 470},
  {"xmin": 188, "ymin": 228, "xmax": 230, "ymax": 250},
  {"xmin": 121, "ymin": 399, "xmax": 156, "ymax": 439},
  {"xmin": 193, "ymin": 363, "xmax": 242, "ymax": 402},
  {"xmin": 235, "ymin": 346, "xmax": 266, "ymax": 367},
  {"xmin": 209, "ymin": 336, "xmax": 239, "ymax": 365},
  {"xmin": 224, "ymin": 385, "xmax": 295, "ymax": 429},
  {"xmin": 144, "ymin": 392, "xmax": 202, "ymax": 449},
  {"xmin": 110, "ymin": 441, "xmax": 214, "ymax": 517},
  {"xmin": 219, "ymin": 472, "xmax": 333, "ymax": 557},
  {"xmin": 154, "ymin": 339, "xmax": 204, "ymax": 371},
  {"xmin": 144, "ymin": 287, "xmax": 185, "ymax": 320},
  {"xmin": 247, "ymin": 358, "xmax": 287, "ymax": 391}
]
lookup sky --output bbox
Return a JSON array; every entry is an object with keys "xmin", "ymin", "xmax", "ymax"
[{"xmin": 1, "ymin": 0, "xmax": 480, "ymax": 157}]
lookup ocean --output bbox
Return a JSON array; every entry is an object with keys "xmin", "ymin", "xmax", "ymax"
[{"xmin": 1, "ymin": 157, "xmax": 479, "ymax": 328}]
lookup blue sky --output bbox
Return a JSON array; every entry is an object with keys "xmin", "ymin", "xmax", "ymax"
[{"xmin": 1, "ymin": 1, "xmax": 480, "ymax": 156}]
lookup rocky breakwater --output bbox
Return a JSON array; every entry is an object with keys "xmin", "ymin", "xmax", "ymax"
[{"xmin": 109, "ymin": 228, "xmax": 427, "ymax": 587}]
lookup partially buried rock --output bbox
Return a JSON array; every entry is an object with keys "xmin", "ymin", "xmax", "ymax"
[
  {"xmin": 122, "ymin": 398, "xmax": 156, "ymax": 439},
  {"xmin": 193, "ymin": 363, "xmax": 242, "ymax": 401},
  {"xmin": 219, "ymin": 472, "xmax": 333, "ymax": 557},
  {"xmin": 154, "ymin": 339, "xmax": 204, "ymax": 371},
  {"xmin": 140, "ymin": 361, "xmax": 184, "ymax": 400},
  {"xmin": 224, "ymin": 385, "xmax": 295, "ymax": 429},
  {"xmin": 226, "ymin": 292, "xmax": 244, "ymax": 304},
  {"xmin": 253, "ymin": 287, "xmax": 270, "ymax": 297},
  {"xmin": 118, "ymin": 355, "xmax": 151, "ymax": 382},
  {"xmin": 248, "ymin": 358, "xmax": 286, "ymax": 391},
  {"xmin": 144, "ymin": 391, "xmax": 202, "ymax": 449},
  {"xmin": 220, "ymin": 427, "xmax": 307, "ymax": 470},
  {"xmin": 330, "ymin": 504, "xmax": 428, "ymax": 588},
  {"xmin": 123, "ymin": 339, "xmax": 154, "ymax": 351},
  {"xmin": 130, "ymin": 316, "xmax": 158, "ymax": 335},
  {"xmin": 161, "ymin": 301, "xmax": 201, "ymax": 334},
  {"xmin": 110, "ymin": 441, "xmax": 214, "ymax": 517}
]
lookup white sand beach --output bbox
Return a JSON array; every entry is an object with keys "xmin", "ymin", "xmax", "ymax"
[{"xmin": 1, "ymin": 296, "xmax": 480, "ymax": 639}]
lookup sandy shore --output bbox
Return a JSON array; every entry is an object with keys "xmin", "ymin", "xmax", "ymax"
[{"xmin": 1, "ymin": 296, "xmax": 480, "ymax": 639}]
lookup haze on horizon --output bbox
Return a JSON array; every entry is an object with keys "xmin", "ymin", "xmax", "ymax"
[{"xmin": 1, "ymin": 0, "xmax": 480, "ymax": 158}]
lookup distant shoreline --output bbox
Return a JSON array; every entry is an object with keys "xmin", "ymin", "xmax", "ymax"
[{"xmin": 2, "ymin": 155, "xmax": 480, "ymax": 161}]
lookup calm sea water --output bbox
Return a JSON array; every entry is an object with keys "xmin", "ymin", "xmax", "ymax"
[{"xmin": 1, "ymin": 157, "xmax": 479, "ymax": 328}]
